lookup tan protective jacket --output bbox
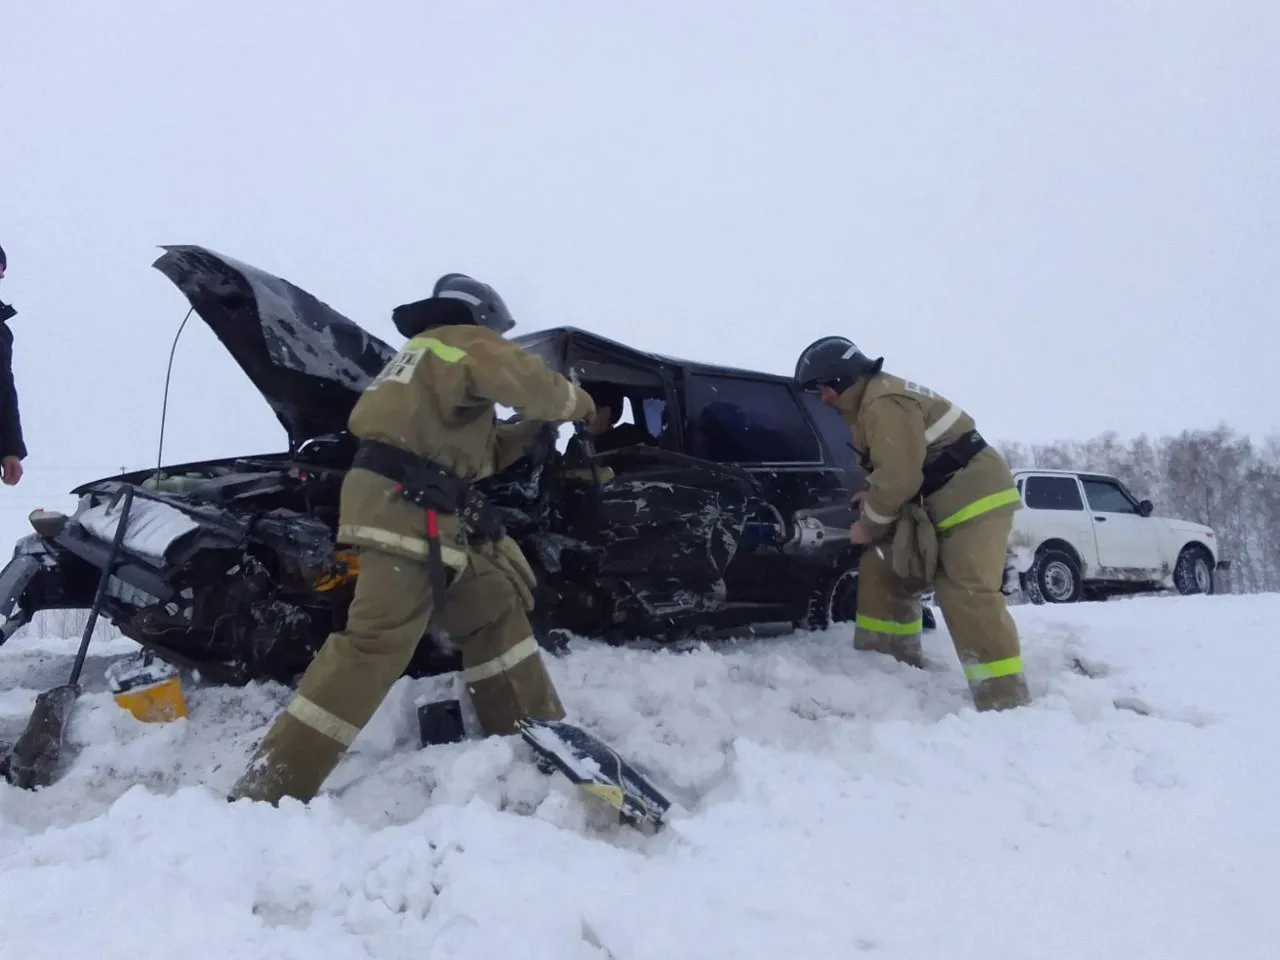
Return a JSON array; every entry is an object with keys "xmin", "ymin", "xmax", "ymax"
[
  {"xmin": 835, "ymin": 372, "xmax": 1020, "ymax": 542},
  {"xmin": 337, "ymin": 324, "xmax": 595, "ymax": 576}
]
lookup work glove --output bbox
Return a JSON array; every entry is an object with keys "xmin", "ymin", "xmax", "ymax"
[{"xmin": 570, "ymin": 384, "xmax": 597, "ymax": 425}]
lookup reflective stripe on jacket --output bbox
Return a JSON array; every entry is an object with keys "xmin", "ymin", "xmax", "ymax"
[
  {"xmin": 835, "ymin": 373, "xmax": 1020, "ymax": 539},
  {"xmin": 338, "ymin": 324, "xmax": 594, "ymax": 564}
]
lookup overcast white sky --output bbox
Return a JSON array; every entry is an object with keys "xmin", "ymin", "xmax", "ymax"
[{"xmin": 0, "ymin": 0, "xmax": 1276, "ymax": 546}]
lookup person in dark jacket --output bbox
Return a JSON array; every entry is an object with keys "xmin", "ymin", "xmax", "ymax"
[{"xmin": 0, "ymin": 244, "xmax": 26, "ymax": 486}]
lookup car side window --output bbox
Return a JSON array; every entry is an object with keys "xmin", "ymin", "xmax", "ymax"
[
  {"xmin": 1023, "ymin": 475, "xmax": 1084, "ymax": 511},
  {"xmin": 686, "ymin": 375, "xmax": 822, "ymax": 463},
  {"xmin": 799, "ymin": 392, "xmax": 858, "ymax": 469},
  {"xmin": 1081, "ymin": 478, "xmax": 1138, "ymax": 514}
]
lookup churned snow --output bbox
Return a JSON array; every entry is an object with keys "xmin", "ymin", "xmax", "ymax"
[{"xmin": 1, "ymin": 595, "xmax": 1277, "ymax": 959}]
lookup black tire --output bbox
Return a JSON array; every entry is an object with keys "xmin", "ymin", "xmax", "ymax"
[
  {"xmin": 1028, "ymin": 547, "xmax": 1083, "ymax": 604},
  {"xmin": 805, "ymin": 566, "xmax": 937, "ymax": 631},
  {"xmin": 806, "ymin": 566, "xmax": 860, "ymax": 629},
  {"xmin": 1173, "ymin": 545, "xmax": 1214, "ymax": 596}
]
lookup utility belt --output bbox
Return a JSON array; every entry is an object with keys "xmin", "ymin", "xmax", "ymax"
[
  {"xmin": 856, "ymin": 428, "xmax": 988, "ymax": 500},
  {"xmin": 353, "ymin": 438, "xmax": 505, "ymax": 542},
  {"xmin": 351, "ymin": 438, "xmax": 505, "ymax": 604},
  {"xmin": 919, "ymin": 429, "xmax": 988, "ymax": 499}
]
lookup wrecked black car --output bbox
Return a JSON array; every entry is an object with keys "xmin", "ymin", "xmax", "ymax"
[{"xmin": 0, "ymin": 245, "xmax": 934, "ymax": 687}]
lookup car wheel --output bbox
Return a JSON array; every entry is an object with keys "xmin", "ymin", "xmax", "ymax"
[
  {"xmin": 807, "ymin": 566, "xmax": 859, "ymax": 629},
  {"xmin": 1173, "ymin": 546, "xmax": 1214, "ymax": 596},
  {"xmin": 1030, "ymin": 547, "xmax": 1082, "ymax": 603}
]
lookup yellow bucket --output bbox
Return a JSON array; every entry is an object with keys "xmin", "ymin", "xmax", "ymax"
[{"xmin": 105, "ymin": 652, "xmax": 188, "ymax": 723}]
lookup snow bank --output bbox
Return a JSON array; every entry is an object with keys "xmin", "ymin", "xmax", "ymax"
[{"xmin": 2, "ymin": 595, "xmax": 1278, "ymax": 959}]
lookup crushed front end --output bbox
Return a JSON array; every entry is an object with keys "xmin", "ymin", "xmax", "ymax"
[{"xmin": 0, "ymin": 475, "xmax": 363, "ymax": 684}]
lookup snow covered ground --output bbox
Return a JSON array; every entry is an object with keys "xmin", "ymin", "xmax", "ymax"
[{"xmin": 1, "ymin": 594, "xmax": 1277, "ymax": 960}]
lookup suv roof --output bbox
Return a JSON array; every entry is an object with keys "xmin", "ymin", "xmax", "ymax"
[
  {"xmin": 514, "ymin": 325, "xmax": 794, "ymax": 385},
  {"xmin": 1014, "ymin": 468, "xmax": 1134, "ymax": 487}
]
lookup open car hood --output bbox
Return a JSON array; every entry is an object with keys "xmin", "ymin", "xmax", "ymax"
[{"xmin": 152, "ymin": 245, "xmax": 397, "ymax": 448}]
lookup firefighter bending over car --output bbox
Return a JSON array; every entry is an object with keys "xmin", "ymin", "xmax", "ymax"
[
  {"xmin": 229, "ymin": 274, "xmax": 596, "ymax": 805},
  {"xmin": 794, "ymin": 336, "xmax": 1031, "ymax": 712}
]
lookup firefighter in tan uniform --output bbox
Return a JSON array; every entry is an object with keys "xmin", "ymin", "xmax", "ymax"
[
  {"xmin": 794, "ymin": 336, "xmax": 1031, "ymax": 712},
  {"xmin": 229, "ymin": 273, "xmax": 596, "ymax": 804}
]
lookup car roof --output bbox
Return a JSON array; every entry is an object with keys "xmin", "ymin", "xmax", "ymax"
[
  {"xmin": 513, "ymin": 325, "xmax": 795, "ymax": 385},
  {"xmin": 1012, "ymin": 468, "xmax": 1126, "ymax": 484}
]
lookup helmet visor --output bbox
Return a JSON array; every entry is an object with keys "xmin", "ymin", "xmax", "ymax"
[
  {"xmin": 437, "ymin": 286, "xmax": 515, "ymax": 335},
  {"xmin": 794, "ymin": 336, "xmax": 860, "ymax": 391}
]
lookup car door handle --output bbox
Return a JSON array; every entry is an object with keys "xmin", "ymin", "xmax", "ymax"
[{"xmin": 1094, "ymin": 516, "xmax": 1106, "ymax": 521}]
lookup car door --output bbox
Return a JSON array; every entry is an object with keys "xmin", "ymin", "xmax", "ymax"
[
  {"xmin": 1078, "ymin": 476, "xmax": 1161, "ymax": 574},
  {"xmin": 1019, "ymin": 474, "xmax": 1097, "ymax": 566},
  {"xmin": 681, "ymin": 371, "xmax": 848, "ymax": 604}
]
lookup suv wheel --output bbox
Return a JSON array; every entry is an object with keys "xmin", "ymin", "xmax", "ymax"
[
  {"xmin": 804, "ymin": 567, "xmax": 937, "ymax": 631},
  {"xmin": 806, "ymin": 567, "xmax": 859, "ymax": 630},
  {"xmin": 1028, "ymin": 547, "xmax": 1082, "ymax": 604},
  {"xmin": 1173, "ymin": 546, "xmax": 1214, "ymax": 595}
]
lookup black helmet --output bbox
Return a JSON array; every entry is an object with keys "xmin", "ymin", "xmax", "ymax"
[
  {"xmin": 390, "ymin": 273, "xmax": 516, "ymax": 340},
  {"xmin": 793, "ymin": 336, "xmax": 883, "ymax": 393},
  {"xmin": 432, "ymin": 273, "xmax": 515, "ymax": 335}
]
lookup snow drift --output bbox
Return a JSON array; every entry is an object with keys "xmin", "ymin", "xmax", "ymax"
[{"xmin": 2, "ymin": 595, "xmax": 1277, "ymax": 959}]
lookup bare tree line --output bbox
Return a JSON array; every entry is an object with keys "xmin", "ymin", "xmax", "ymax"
[{"xmin": 997, "ymin": 422, "xmax": 1280, "ymax": 595}]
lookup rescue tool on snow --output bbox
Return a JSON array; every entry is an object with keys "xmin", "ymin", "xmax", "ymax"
[
  {"xmin": 518, "ymin": 716, "xmax": 674, "ymax": 830},
  {"xmin": 1, "ymin": 486, "xmax": 137, "ymax": 789}
]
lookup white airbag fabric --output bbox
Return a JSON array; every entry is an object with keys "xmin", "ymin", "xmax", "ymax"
[{"xmin": 78, "ymin": 496, "xmax": 201, "ymax": 565}]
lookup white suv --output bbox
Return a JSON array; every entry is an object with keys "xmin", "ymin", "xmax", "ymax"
[{"xmin": 1003, "ymin": 469, "xmax": 1229, "ymax": 603}]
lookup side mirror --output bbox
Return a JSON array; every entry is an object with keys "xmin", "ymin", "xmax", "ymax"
[{"xmin": 1138, "ymin": 499, "xmax": 1154, "ymax": 517}]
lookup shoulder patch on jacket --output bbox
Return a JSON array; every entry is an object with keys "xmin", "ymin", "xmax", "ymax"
[
  {"xmin": 369, "ymin": 334, "xmax": 469, "ymax": 389},
  {"xmin": 901, "ymin": 379, "xmax": 935, "ymax": 398},
  {"xmin": 369, "ymin": 341, "xmax": 429, "ymax": 388}
]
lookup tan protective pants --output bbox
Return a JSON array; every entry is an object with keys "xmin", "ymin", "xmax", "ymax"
[
  {"xmin": 228, "ymin": 541, "xmax": 564, "ymax": 805},
  {"xmin": 853, "ymin": 509, "xmax": 1029, "ymax": 711}
]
